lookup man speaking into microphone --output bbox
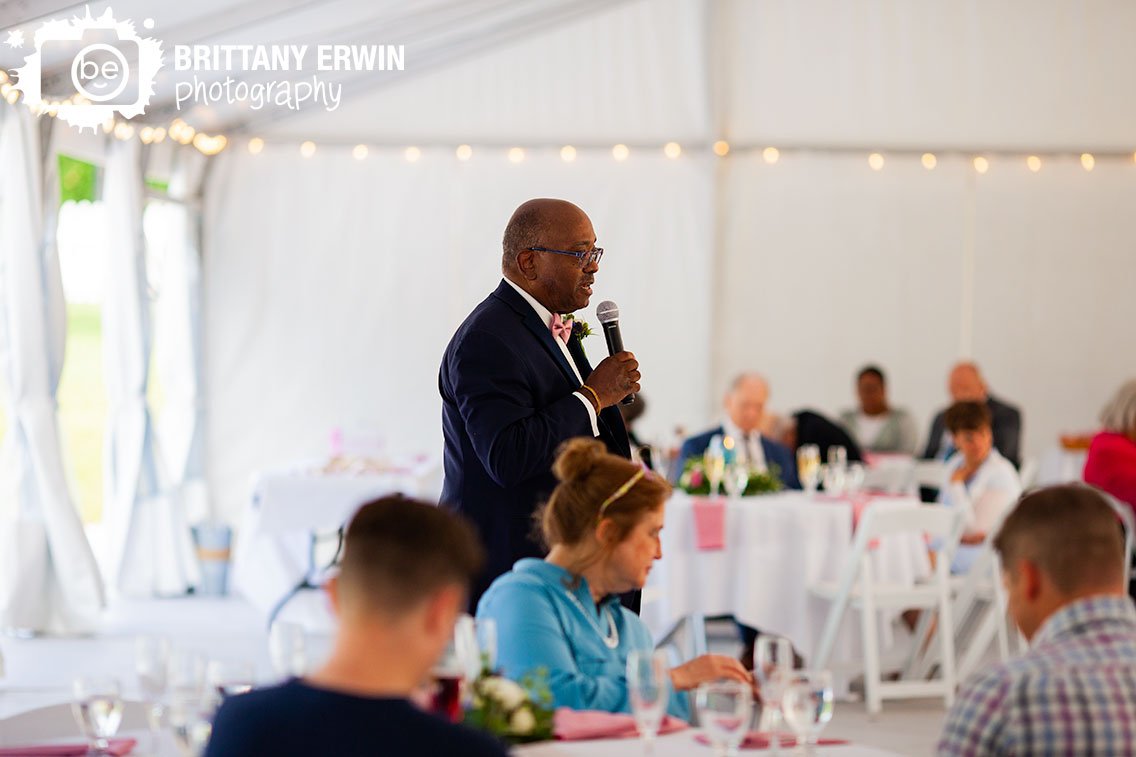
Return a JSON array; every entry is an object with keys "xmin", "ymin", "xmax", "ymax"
[{"xmin": 439, "ymin": 199, "xmax": 640, "ymax": 607}]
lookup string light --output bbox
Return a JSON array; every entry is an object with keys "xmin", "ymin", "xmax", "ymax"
[
  {"xmin": 1081, "ymin": 153, "xmax": 1095, "ymax": 171},
  {"xmin": 663, "ymin": 142, "xmax": 682, "ymax": 159},
  {"xmin": 139, "ymin": 126, "xmax": 155, "ymax": 144},
  {"xmin": 612, "ymin": 144, "xmax": 629, "ymax": 161},
  {"xmin": 456, "ymin": 144, "xmax": 472, "ymax": 161},
  {"xmin": 247, "ymin": 137, "xmax": 264, "ymax": 155},
  {"xmin": 922, "ymin": 153, "xmax": 937, "ymax": 170},
  {"xmin": 192, "ymin": 132, "xmax": 227, "ymax": 156},
  {"xmin": 300, "ymin": 140, "xmax": 316, "ymax": 158},
  {"xmin": 762, "ymin": 147, "xmax": 780, "ymax": 164},
  {"xmin": 973, "ymin": 156, "xmax": 989, "ymax": 174},
  {"xmin": 1027, "ymin": 155, "xmax": 1041, "ymax": 172},
  {"xmin": 353, "ymin": 144, "xmax": 368, "ymax": 160},
  {"xmin": 508, "ymin": 147, "xmax": 525, "ymax": 163},
  {"xmin": 152, "ymin": 126, "xmax": 166, "ymax": 143},
  {"xmin": 113, "ymin": 122, "xmax": 134, "ymax": 141},
  {"xmin": 560, "ymin": 145, "xmax": 576, "ymax": 162},
  {"xmin": 404, "ymin": 146, "xmax": 421, "ymax": 162},
  {"xmin": 868, "ymin": 152, "xmax": 884, "ymax": 171},
  {"xmin": 713, "ymin": 140, "xmax": 730, "ymax": 157}
]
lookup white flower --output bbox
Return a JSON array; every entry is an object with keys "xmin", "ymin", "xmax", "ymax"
[
  {"xmin": 483, "ymin": 677, "xmax": 528, "ymax": 710},
  {"xmin": 509, "ymin": 707, "xmax": 536, "ymax": 735}
]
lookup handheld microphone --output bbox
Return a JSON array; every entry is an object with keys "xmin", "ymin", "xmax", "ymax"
[{"xmin": 596, "ymin": 300, "xmax": 635, "ymax": 406}]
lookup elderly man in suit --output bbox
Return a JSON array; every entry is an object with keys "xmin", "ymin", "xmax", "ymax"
[
  {"xmin": 439, "ymin": 199, "xmax": 638, "ymax": 608},
  {"xmin": 923, "ymin": 362, "xmax": 1022, "ymax": 467},
  {"xmin": 677, "ymin": 373, "xmax": 800, "ymax": 490}
]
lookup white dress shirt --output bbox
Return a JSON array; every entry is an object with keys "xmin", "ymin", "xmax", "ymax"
[
  {"xmin": 503, "ymin": 277, "xmax": 599, "ymax": 437},
  {"xmin": 722, "ymin": 419, "xmax": 768, "ymax": 473}
]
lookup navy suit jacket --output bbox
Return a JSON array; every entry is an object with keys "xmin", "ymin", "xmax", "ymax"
[
  {"xmin": 440, "ymin": 280, "xmax": 631, "ymax": 603},
  {"xmin": 677, "ymin": 426, "xmax": 801, "ymax": 490}
]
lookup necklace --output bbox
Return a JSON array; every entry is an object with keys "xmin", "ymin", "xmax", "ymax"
[{"xmin": 563, "ymin": 588, "xmax": 620, "ymax": 649}]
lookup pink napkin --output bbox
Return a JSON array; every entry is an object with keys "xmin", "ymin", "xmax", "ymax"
[
  {"xmin": 0, "ymin": 738, "xmax": 136, "ymax": 756},
  {"xmin": 554, "ymin": 708, "xmax": 688, "ymax": 740},
  {"xmin": 692, "ymin": 497, "xmax": 726, "ymax": 551},
  {"xmin": 695, "ymin": 732, "xmax": 849, "ymax": 749}
]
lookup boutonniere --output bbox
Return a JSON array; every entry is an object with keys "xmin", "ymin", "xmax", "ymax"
[{"xmin": 563, "ymin": 314, "xmax": 593, "ymax": 341}]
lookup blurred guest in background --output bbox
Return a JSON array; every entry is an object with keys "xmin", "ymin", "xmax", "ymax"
[
  {"xmin": 479, "ymin": 439, "xmax": 751, "ymax": 720},
  {"xmin": 924, "ymin": 362, "xmax": 1022, "ymax": 467},
  {"xmin": 618, "ymin": 395, "xmax": 654, "ymax": 472},
  {"xmin": 938, "ymin": 402, "xmax": 1022, "ymax": 574},
  {"xmin": 840, "ymin": 365, "xmax": 918, "ymax": 454},
  {"xmin": 1083, "ymin": 378, "xmax": 1136, "ymax": 519},
  {"xmin": 206, "ymin": 497, "xmax": 506, "ymax": 757},
  {"xmin": 677, "ymin": 373, "xmax": 799, "ymax": 489},
  {"xmin": 939, "ymin": 485, "xmax": 1136, "ymax": 756},
  {"xmin": 767, "ymin": 410, "xmax": 864, "ymax": 466}
]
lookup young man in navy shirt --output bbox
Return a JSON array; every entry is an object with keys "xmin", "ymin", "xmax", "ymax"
[{"xmin": 206, "ymin": 496, "xmax": 507, "ymax": 757}]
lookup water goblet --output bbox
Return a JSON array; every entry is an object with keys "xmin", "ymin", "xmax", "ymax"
[{"xmin": 695, "ymin": 680, "xmax": 753, "ymax": 757}]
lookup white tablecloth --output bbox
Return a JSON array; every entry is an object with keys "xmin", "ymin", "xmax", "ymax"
[
  {"xmin": 1036, "ymin": 446, "xmax": 1088, "ymax": 486},
  {"xmin": 643, "ymin": 492, "xmax": 930, "ymax": 670},
  {"xmin": 230, "ymin": 463, "xmax": 436, "ymax": 621},
  {"xmin": 516, "ymin": 733, "xmax": 905, "ymax": 756}
]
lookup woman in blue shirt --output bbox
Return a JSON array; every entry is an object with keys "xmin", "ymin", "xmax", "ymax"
[{"xmin": 478, "ymin": 438, "xmax": 752, "ymax": 720}]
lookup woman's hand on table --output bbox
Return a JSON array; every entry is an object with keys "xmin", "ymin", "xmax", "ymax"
[{"xmin": 669, "ymin": 654, "xmax": 754, "ymax": 692}]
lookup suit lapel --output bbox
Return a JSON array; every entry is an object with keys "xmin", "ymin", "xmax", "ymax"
[{"xmin": 492, "ymin": 281, "xmax": 580, "ymax": 390}]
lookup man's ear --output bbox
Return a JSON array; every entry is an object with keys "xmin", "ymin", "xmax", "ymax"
[
  {"xmin": 515, "ymin": 249, "xmax": 538, "ymax": 280},
  {"xmin": 325, "ymin": 575, "xmax": 342, "ymax": 617},
  {"xmin": 1019, "ymin": 558, "xmax": 1044, "ymax": 601}
]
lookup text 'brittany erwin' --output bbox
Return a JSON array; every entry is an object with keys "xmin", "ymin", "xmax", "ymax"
[{"xmin": 172, "ymin": 45, "xmax": 406, "ymax": 73}]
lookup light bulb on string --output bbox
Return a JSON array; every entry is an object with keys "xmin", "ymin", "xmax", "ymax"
[{"xmin": 560, "ymin": 145, "xmax": 576, "ymax": 162}]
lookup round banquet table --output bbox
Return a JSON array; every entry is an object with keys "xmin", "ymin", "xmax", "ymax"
[
  {"xmin": 641, "ymin": 492, "xmax": 931, "ymax": 675},
  {"xmin": 515, "ymin": 732, "xmax": 907, "ymax": 756}
]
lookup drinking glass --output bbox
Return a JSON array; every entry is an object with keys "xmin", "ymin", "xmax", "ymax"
[
  {"xmin": 821, "ymin": 464, "xmax": 846, "ymax": 496},
  {"xmin": 781, "ymin": 670, "xmax": 834, "ymax": 754},
  {"xmin": 431, "ymin": 617, "xmax": 478, "ymax": 722},
  {"xmin": 268, "ymin": 621, "xmax": 308, "ymax": 678},
  {"xmin": 705, "ymin": 436, "xmax": 727, "ymax": 496},
  {"xmin": 71, "ymin": 676, "xmax": 124, "ymax": 756},
  {"xmin": 135, "ymin": 635, "xmax": 170, "ymax": 750},
  {"xmin": 626, "ymin": 649, "xmax": 669, "ymax": 753},
  {"xmin": 753, "ymin": 635, "xmax": 794, "ymax": 755},
  {"xmin": 827, "ymin": 446, "xmax": 847, "ymax": 468},
  {"xmin": 168, "ymin": 687, "xmax": 214, "ymax": 757},
  {"xmin": 695, "ymin": 680, "xmax": 752, "ymax": 757},
  {"xmin": 723, "ymin": 463, "xmax": 749, "ymax": 498},
  {"xmin": 474, "ymin": 617, "xmax": 498, "ymax": 674},
  {"xmin": 207, "ymin": 659, "xmax": 255, "ymax": 701},
  {"xmin": 796, "ymin": 445, "xmax": 820, "ymax": 494},
  {"xmin": 845, "ymin": 463, "xmax": 866, "ymax": 494}
]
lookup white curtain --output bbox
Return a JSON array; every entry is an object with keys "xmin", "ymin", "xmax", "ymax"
[
  {"xmin": 102, "ymin": 138, "xmax": 199, "ymax": 596},
  {"xmin": 0, "ymin": 105, "xmax": 104, "ymax": 633},
  {"xmin": 202, "ymin": 146, "xmax": 714, "ymax": 523}
]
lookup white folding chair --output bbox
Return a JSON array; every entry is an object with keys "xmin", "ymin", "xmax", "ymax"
[
  {"xmin": 810, "ymin": 503, "xmax": 964, "ymax": 714},
  {"xmin": 912, "ymin": 460, "xmax": 949, "ymax": 491}
]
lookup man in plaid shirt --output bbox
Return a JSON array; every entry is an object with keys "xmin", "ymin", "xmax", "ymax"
[{"xmin": 938, "ymin": 484, "xmax": 1136, "ymax": 755}]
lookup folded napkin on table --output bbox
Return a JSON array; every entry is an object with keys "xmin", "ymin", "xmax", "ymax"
[
  {"xmin": 554, "ymin": 708, "xmax": 688, "ymax": 740},
  {"xmin": 691, "ymin": 497, "xmax": 726, "ymax": 551},
  {"xmin": 0, "ymin": 738, "xmax": 136, "ymax": 756}
]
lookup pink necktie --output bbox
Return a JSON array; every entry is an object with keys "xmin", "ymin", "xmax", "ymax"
[{"xmin": 550, "ymin": 313, "xmax": 571, "ymax": 344}]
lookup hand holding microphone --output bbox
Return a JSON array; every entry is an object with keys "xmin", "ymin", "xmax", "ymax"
[{"xmin": 583, "ymin": 301, "xmax": 640, "ymax": 409}]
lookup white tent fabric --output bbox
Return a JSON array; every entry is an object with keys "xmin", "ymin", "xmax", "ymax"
[
  {"xmin": 203, "ymin": 146, "xmax": 713, "ymax": 522},
  {"xmin": 0, "ymin": 107, "xmax": 104, "ymax": 632},
  {"xmin": 101, "ymin": 138, "xmax": 200, "ymax": 597}
]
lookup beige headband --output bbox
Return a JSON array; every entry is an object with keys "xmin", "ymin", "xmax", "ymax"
[{"xmin": 597, "ymin": 468, "xmax": 647, "ymax": 520}]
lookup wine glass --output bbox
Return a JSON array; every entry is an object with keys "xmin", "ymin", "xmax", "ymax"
[
  {"xmin": 821, "ymin": 464, "xmax": 846, "ymax": 496},
  {"xmin": 168, "ymin": 687, "xmax": 214, "ymax": 757},
  {"xmin": 695, "ymin": 680, "xmax": 753, "ymax": 757},
  {"xmin": 71, "ymin": 676, "xmax": 124, "ymax": 756},
  {"xmin": 626, "ymin": 649, "xmax": 669, "ymax": 753},
  {"xmin": 827, "ymin": 446, "xmax": 847, "ymax": 468},
  {"xmin": 723, "ymin": 463, "xmax": 749, "ymax": 498},
  {"xmin": 845, "ymin": 463, "xmax": 866, "ymax": 495},
  {"xmin": 781, "ymin": 670, "xmax": 834, "ymax": 754},
  {"xmin": 207, "ymin": 660, "xmax": 255, "ymax": 702},
  {"xmin": 268, "ymin": 621, "xmax": 308, "ymax": 678},
  {"xmin": 136, "ymin": 635, "xmax": 171, "ymax": 751},
  {"xmin": 797, "ymin": 445, "xmax": 820, "ymax": 494},
  {"xmin": 431, "ymin": 617, "xmax": 478, "ymax": 722},
  {"xmin": 705, "ymin": 436, "xmax": 727, "ymax": 496},
  {"xmin": 753, "ymin": 635, "xmax": 794, "ymax": 755}
]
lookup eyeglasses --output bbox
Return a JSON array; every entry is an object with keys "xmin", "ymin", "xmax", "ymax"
[{"xmin": 527, "ymin": 246, "xmax": 604, "ymax": 267}]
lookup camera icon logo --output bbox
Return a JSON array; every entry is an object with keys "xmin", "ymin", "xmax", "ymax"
[{"xmin": 13, "ymin": 7, "xmax": 163, "ymax": 132}]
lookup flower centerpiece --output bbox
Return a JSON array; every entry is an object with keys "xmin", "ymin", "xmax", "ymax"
[
  {"xmin": 678, "ymin": 457, "xmax": 783, "ymax": 496},
  {"xmin": 463, "ymin": 668, "xmax": 555, "ymax": 744}
]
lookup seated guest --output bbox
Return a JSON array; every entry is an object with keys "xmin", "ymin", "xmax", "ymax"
[
  {"xmin": 938, "ymin": 485, "xmax": 1136, "ymax": 756},
  {"xmin": 677, "ymin": 373, "xmax": 800, "ymax": 489},
  {"xmin": 839, "ymin": 365, "xmax": 918, "ymax": 454},
  {"xmin": 938, "ymin": 402, "xmax": 1022, "ymax": 574},
  {"xmin": 478, "ymin": 439, "xmax": 752, "ymax": 720},
  {"xmin": 924, "ymin": 362, "xmax": 1022, "ymax": 467},
  {"xmin": 1083, "ymin": 378, "xmax": 1136, "ymax": 518},
  {"xmin": 767, "ymin": 409, "xmax": 864, "ymax": 465},
  {"xmin": 206, "ymin": 497, "xmax": 506, "ymax": 757},
  {"xmin": 618, "ymin": 395, "xmax": 654, "ymax": 472}
]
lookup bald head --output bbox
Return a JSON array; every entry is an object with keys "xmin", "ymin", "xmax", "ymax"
[
  {"xmin": 949, "ymin": 362, "xmax": 988, "ymax": 402},
  {"xmin": 725, "ymin": 373, "xmax": 770, "ymax": 435},
  {"xmin": 502, "ymin": 199, "xmax": 589, "ymax": 273}
]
